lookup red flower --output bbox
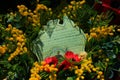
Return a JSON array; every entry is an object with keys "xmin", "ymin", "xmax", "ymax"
[
  {"xmin": 65, "ymin": 51, "xmax": 81, "ymax": 62},
  {"xmin": 94, "ymin": 0, "xmax": 112, "ymax": 13},
  {"xmin": 44, "ymin": 56, "xmax": 58, "ymax": 66},
  {"xmin": 58, "ymin": 60, "xmax": 71, "ymax": 70},
  {"xmin": 58, "ymin": 51, "xmax": 81, "ymax": 71},
  {"xmin": 94, "ymin": 0, "xmax": 120, "ymax": 25}
]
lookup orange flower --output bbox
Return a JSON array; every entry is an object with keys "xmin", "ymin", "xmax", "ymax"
[{"xmin": 0, "ymin": 46, "xmax": 7, "ymax": 54}]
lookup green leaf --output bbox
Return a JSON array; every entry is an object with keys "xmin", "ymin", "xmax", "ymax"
[
  {"xmin": 0, "ymin": 61, "xmax": 12, "ymax": 69},
  {"xmin": 40, "ymin": 0, "xmax": 51, "ymax": 6},
  {"xmin": 66, "ymin": 77, "xmax": 74, "ymax": 80},
  {"xmin": 12, "ymin": 64, "xmax": 19, "ymax": 71},
  {"xmin": 95, "ymin": 61, "xmax": 106, "ymax": 70}
]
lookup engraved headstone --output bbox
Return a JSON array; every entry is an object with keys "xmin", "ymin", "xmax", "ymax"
[{"xmin": 32, "ymin": 16, "xmax": 86, "ymax": 61}]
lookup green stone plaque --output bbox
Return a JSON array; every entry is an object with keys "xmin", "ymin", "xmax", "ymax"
[{"xmin": 32, "ymin": 16, "xmax": 86, "ymax": 61}]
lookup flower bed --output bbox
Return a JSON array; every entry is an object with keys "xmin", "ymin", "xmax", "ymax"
[{"xmin": 0, "ymin": 0, "xmax": 120, "ymax": 80}]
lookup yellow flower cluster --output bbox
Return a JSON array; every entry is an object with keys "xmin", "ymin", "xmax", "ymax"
[
  {"xmin": 89, "ymin": 15, "xmax": 102, "ymax": 22},
  {"xmin": 29, "ymin": 61, "xmax": 58, "ymax": 80},
  {"xmin": 117, "ymin": 29, "xmax": 120, "ymax": 32},
  {"xmin": 17, "ymin": 4, "xmax": 52, "ymax": 27},
  {"xmin": 86, "ymin": 25, "xmax": 115, "ymax": 41},
  {"xmin": 105, "ymin": 58, "xmax": 109, "ymax": 66},
  {"xmin": 0, "ymin": 45, "xmax": 7, "ymax": 55},
  {"xmin": 5, "ymin": 24, "xmax": 27, "ymax": 61},
  {"xmin": 75, "ymin": 58, "xmax": 104, "ymax": 80},
  {"xmin": 93, "ymin": 49, "xmax": 110, "ymax": 67},
  {"xmin": 35, "ymin": 4, "xmax": 48, "ymax": 12},
  {"xmin": 61, "ymin": 0, "xmax": 85, "ymax": 19},
  {"xmin": 17, "ymin": 5, "xmax": 28, "ymax": 16}
]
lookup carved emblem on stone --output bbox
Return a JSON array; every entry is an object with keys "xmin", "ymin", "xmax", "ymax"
[{"xmin": 32, "ymin": 16, "xmax": 86, "ymax": 61}]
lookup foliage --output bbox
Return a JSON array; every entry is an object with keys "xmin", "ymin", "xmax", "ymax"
[{"xmin": 0, "ymin": 0, "xmax": 120, "ymax": 80}]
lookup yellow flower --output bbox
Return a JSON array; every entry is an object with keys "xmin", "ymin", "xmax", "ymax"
[
  {"xmin": 75, "ymin": 70, "xmax": 79, "ymax": 74},
  {"xmin": 98, "ymin": 71, "xmax": 103, "ymax": 75},
  {"xmin": 17, "ymin": 42, "xmax": 21, "ymax": 46},
  {"xmin": 48, "ymin": 8, "xmax": 52, "ymax": 11},
  {"xmin": 23, "ymin": 47, "xmax": 27, "ymax": 52},
  {"xmin": 7, "ymin": 25, "xmax": 27, "ymax": 61},
  {"xmin": 109, "ymin": 33, "xmax": 114, "ymax": 36},
  {"xmin": 76, "ymin": 77, "xmax": 80, "ymax": 80},
  {"xmin": 0, "ymin": 46, "xmax": 6, "ymax": 54},
  {"xmin": 98, "ymin": 49, "xmax": 102, "ymax": 53},
  {"xmin": 9, "ymin": 37, "xmax": 14, "ymax": 41},
  {"xmin": 5, "ymin": 28, "xmax": 10, "ymax": 31},
  {"xmin": 8, "ymin": 24, "xmax": 12, "ymax": 28},
  {"xmin": 50, "ymin": 11, "xmax": 53, "ymax": 15},
  {"xmin": 29, "ymin": 77, "xmax": 39, "ymax": 80},
  {"xmin": 106, "ymin": 58, "xmax": 109, "ymax": 62},
  {"xmin": 101, "ymin": 28, "xmax": 106, "ymax": 32},
  {"xmin": 92, "ymin": 68, "xmax": 97, "ymax": 72},
  {"xmin": 67, "ymin": 12, "xmax": 70, "ymax": 15},
  {"xmin": 8, "ymin": 58, "xmax": 11, "ymax": 61},
  {"xmin": 41, "ymin": 61, "xmax": 46, "ymax": 65},
  {"xmin": 117, "ymin": 29, "xmax": 120, "ymax": 32},
  {"xmin": 81, "ymin": 76, "xmax": 84, "ymax": 79},
  {"xmin": 90, "ymin": 32, "xmax": 97, "ymax": 38},
  {"xmin": 70, "ymin": 1, "xmax": 76, "ymax": 5},
  {"xmin": 23, "ymin": 11, "xmax": 28, "ymax": 16},
  {"xmin": 79, "ymin": 0, "xmax": 85, "ymax": 5},
  {"xmin": 97, "ymin": 75, "xmax": 100, "ymax": 79},
  {"xmin": 68, "ymin": 5, "xmax": 73, "ymax": 9}
]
